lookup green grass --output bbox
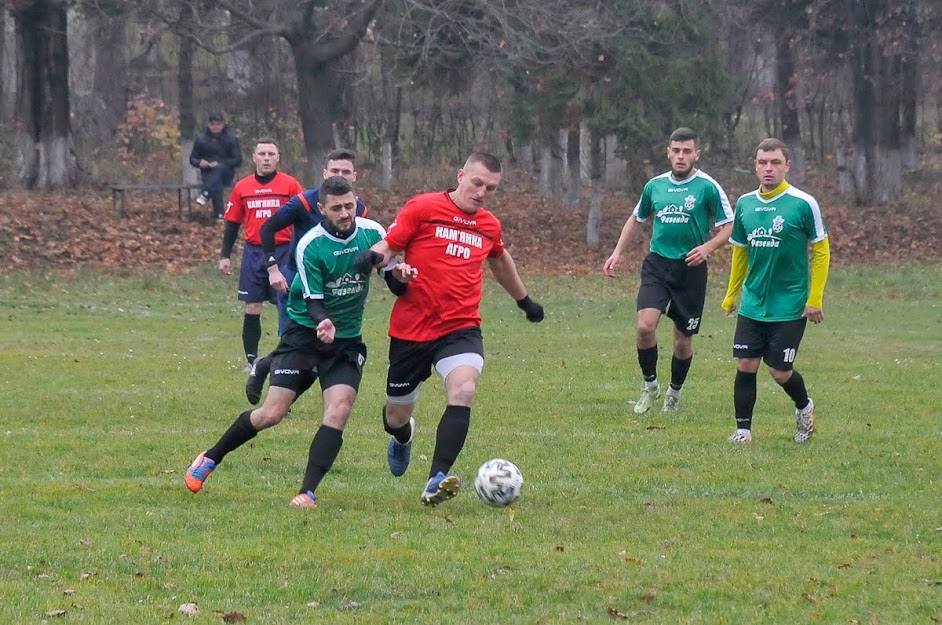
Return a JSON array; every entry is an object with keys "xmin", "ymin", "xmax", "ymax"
[{"xmin": 1, "ymin": 264, "xmax": 940, "ymax": 624}]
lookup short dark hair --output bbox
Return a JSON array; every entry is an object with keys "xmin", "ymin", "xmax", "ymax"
[
  {"xmin": 326, "ymin": 148, "xmax": 357, "ymax": 165},
  {"xmin": 208, "ymin": 112, "xmax": 224, "ymax": 122},
  {"xmin": 669, "ymin": 127, "xmax": 698, "ymax": 145},
  {"xmin": 756, "ymin": 138, "xmax": 790, "ymax": 161},
  {"xmin": 320, "ymin": 175, "xmax": 354, "ymax": 200},
  {"xmin": 255, "ymin": 137, "xmax": 278, "ymax": 149},
  {"xmin": 464, "ymin": 152, "xmax": 501, "ymax": 173}
]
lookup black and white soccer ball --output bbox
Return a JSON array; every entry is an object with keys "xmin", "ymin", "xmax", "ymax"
[{"xmin": 473, "ymin": 458, "xmax": 523, "ymax": 507}]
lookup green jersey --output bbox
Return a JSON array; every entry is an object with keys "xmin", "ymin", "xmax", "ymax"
[
  {"xmin": 730, "ymin": 185, "xmax": 828, "ymax": 322},
  {"xmin": 287, "ymin": 217, "xmax": 387, "ymax": 339},
  {"xmin": 633, "ymin": 169, "xmax": 733, "ymax": 259}
]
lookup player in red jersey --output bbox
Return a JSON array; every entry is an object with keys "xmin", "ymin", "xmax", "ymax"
[
  {"xmin": 219, "ymin": 138, "xmax": 303, "ymax": 371},
  {"xmin": 355, "ymin": 152, "xmax": 544, "ymax": 506}
]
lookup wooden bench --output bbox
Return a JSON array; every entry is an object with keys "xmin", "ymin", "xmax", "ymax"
[{"xmin": 110, "ymin": 183, "xmax": 205, "ymax": 218}]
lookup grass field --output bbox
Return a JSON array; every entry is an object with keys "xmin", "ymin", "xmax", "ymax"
[{"xmin": 1, "ymin": 264, "xmax": 940, "ymax": 624}]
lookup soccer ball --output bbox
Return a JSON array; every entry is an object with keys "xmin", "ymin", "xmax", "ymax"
[{"xmin": 473, "ymin": 458, "xmax": 523, "ymax": 507}]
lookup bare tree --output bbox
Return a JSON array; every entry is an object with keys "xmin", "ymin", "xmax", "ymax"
[
  {"xmin": 0, "ymin": 0, "xmax": 14, "ymax": 125},
  {"xmin": 12, "ymin": 0, "xmax": 77, "ymax": 188},
  {"xmin": 150, "ymin": 0, "xmax": 383, "ymax": 183},
  {"xmin": 68, "ymin": 1, "xmax": 128, "ymax": 178}
]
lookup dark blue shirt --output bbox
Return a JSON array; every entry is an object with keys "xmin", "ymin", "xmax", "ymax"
[{"xmin": 260, "ymin": 188, "xmax": 368, "ymax": 272}]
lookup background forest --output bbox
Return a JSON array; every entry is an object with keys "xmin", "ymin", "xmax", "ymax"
[{"xmin": 1, "ymin": 0, "xmax": 940, "ymax": 251}]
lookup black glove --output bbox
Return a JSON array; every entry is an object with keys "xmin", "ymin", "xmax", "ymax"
[
  {"xmin": 383, "ymin": 269, "xmax": 408, "ymax": 296},
  {"xmin": 354, "ymin": 250, "xmax": 384, "ymax": 274},
  {"xmin": 516, "ymin": 295, "xmax": 544, "ymax": 322}
]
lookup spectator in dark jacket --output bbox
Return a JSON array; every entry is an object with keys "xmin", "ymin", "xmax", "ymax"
[{"xmin": 189, "ymin": 112, "xmax": 243, "ymax": 219}]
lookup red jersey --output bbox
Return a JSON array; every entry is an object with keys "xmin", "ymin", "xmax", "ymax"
[
  {"xmin": 225, "ymin": 171, "xmax": 303, "ymax": 245},
  {"xmin": 385, "ymin": 191, "xmax": 506, "ymax": 341}
]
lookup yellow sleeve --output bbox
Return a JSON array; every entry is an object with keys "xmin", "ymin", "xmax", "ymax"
[
  {"xmin": 807, "ymin": 238, "xmax": 830, "ymax": 308},
  {"xmin": 721, "ymin": 246, "xmax": 748, "ymax": 311}
]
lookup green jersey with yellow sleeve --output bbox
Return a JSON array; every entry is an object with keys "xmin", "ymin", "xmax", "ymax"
[{"xmin": 729, "ymin": 185, "xmax": 828, "ymax": 322}]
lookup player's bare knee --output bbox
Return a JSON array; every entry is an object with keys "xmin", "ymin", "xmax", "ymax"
[
  {"xmin": 252, "ymin": 406, "xmax": 286, "ymax": 429},
  {"xmin": 322, "ymin": 409, "xmax": 351, "ymax": 430},
  {"xmin": 768, "ymin": 367, "xmax": 791, "ymax": 384},
  {"xmin": 447, "ymin": 379, "xmax": 477, "ymax": 406}
]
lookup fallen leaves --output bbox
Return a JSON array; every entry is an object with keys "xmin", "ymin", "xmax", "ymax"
[{"xmin": 7, "ymin": 181, "xmax": 936, "ymax": 276}]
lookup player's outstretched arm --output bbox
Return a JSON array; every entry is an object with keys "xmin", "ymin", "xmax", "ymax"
[
  {"xmin": 603, "ymin": 215, "xmax": 639, "ymax": 277},
  {"xmin": 487, "ymin": 251, "xmax": 544, "ymax": 322}
]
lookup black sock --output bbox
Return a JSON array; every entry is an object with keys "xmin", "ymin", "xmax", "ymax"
[
  {"xmin": 383, "ymin": 406, "xmax": 413, "ymax": 444},
  {"xmin": 429, "ymin": 405, "xmax": 471, "ymax": 478},
  {"xmin": 779, "ymin": 370, "xmax": 810, "ymax": 410},
  {"xmin": 669, "ymin": 355, "xmax": 692, "ymax": 391},
  {"xmin": 242, "ymin": 313, "xmax": 262, "ymax": 363},
  {"xmin": 206, "ymin": 410, "xmax": 258, "ymax": 463},
  {"xmin": 734, "ymin": 371, "xmax": 757, "ymax": 430},
  {"xmin": 637, "ymin": 346, "xmax": 658, "ymax": 382},
  {"xmin": 299, "ymin": 425, "xmax": 343, "ymax": 494}
]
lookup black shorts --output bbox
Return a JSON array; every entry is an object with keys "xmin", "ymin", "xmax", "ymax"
[
  {"xmin": 732, "ymin": 316, "xmax": 807, "ymax": 371},
  {"xmin": 268, "ymin": 320, "xmax": 367, "ymax": 395},
  {"xmin": 238, "ymin": 243, "xmax": 290, "ymax": 304},
  {"xmin": 636, "ymin": 253, "xmax": 708, "ymax": 335},
  {"xmin": 386, "ymin": 327, "xmax": 484, "ymax": 399}
]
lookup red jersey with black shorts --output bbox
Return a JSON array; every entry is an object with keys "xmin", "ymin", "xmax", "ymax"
[
  {"xmin": 225, "ymin": 172, "xmax": 303, "ymax": 244},
  {"xmin": 384, "ymin": 191, "xmax": 506, "ymax": 342}
]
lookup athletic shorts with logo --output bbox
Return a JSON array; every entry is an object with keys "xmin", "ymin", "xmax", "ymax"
[
  {"xmin": 636, "ymin": 252, "xmax": 708, "ymax": 336},
  {"xmin": 269, "ymin": 320, "xmax": 367, "ymax": 395},
  {"xmin": 386, "ymin": 327, "xmax": 484, "ymax": 398},
  {"xmin": 238, "ymin": 242, "xmax": 290, "ymax": 304},
  {"xmin": 732, "ymin": 316, "xmax": 807, "ymax": 371}
]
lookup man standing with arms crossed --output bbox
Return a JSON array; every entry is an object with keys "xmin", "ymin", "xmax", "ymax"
[
  {"xmin": 722, "ymin": 138, "xmax": 829, "ymax": 443},
  {"xmin": 603, "ymin": 127, "xmax": 734, "ymax": 414},
  {"xmin": 220, "ymin": 138, "xmax": 303, "ymax": 371},
  {"xmin": 356, "ymin": 152, "xmax": 545, "ymax": 506}
]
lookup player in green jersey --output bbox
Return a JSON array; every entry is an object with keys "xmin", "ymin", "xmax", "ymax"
[
  {"xmin": 721, "ymin": 138, "xmax": 830, "ymax": 443},
  {"xmin": 603, "ymin": 128, "xmax": 733, "ymax": 414},
  {"xmin": 185, "ymin": 176, "xmax": 417, "ymax": 507}
]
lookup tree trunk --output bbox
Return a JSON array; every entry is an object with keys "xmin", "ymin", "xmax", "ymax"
[
  {"xmin": 178, "ymin": 2, "xmax": 197, "ymax": 187},
  {"xmin": 13, "ymin": 0, "xmax": 77, "ymax": 189},
  {"xmin": 381, "ymin": 84, "xmax": 401, "ymax": 191},
  {"xmin": 381, "ymin": 140, "xmax": 392, "ymax": 190},
  {"xmin": 517, "ymin": 140, "xmax": 533, "ymax": 174},
  {"xmin": 605, "ymin": 134, "xmax": 623, "ymax": 188},
  {"xmin": 68, "ymin": 3, "xmax": 127, "ymax": 176},
  {"xmin": 564, "ymin": 123, "xmax": 580, "ymax": 209},
  {"xmin": 586, "ymin": 130, "xmax": 603, "ymax": 247},
  {"xmin": 899, "ymin": 4, "xmax": 918, "ymax": 171},
  {"xmin": 292, "ymin": 45, "xmax": 339, "ymax": 185},
  {"xmin": 850, "ymin": 0, "xmax": 905, "ymax": 206},
  {"xmin": 538, "ymin": 130, "xmax": 562, "ymax": 198},
  {"xmin": 775, "ymin": 31, "xmax": 802, "ymax": 184},
  {"xmin": 0, "ymin": 0, "xmax": 15, "ymax": 124}
]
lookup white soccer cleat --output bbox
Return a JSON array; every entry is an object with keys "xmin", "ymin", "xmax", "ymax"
[
  {"xmin": 728, "ymin": 428, "xmax": 753, "ymax": 443},
  {"xmin": 794, "ymin": 398, "xmax": 815, "ymax": 443},
  {"xmin": 634, "ymin": 384, "xmax": 661, "ymax": 415}
]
